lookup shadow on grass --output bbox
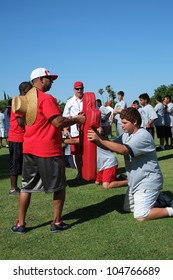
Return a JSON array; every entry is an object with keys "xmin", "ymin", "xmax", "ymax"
[
  {"xmin": 63, "ymin": 194, "xmax": 126, "ymax": 227},
  {"xmin": 24, "ymin": 194, "xmax": 126, "ymax": 231},
  {"xmin": 22, "ymin": 191, "xmax": 173, "ymax": 232},
  {"xmin": 157, "ymin": 154, "xmax": 173, "ymax": 161},
  {"xmin": 67, "ymin": 178, "xmax": 93, "ymax": 187},
  {"xmin": 26, "ymin": 220, "xmax": 52, "ymax": 232}
]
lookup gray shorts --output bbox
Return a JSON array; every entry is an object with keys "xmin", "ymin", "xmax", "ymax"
[{"xmin": 21, "ymin": 154, "xmax": 66, "ymax": 193}]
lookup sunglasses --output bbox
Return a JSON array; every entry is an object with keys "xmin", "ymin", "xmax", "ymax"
[{"xmin": 75, "ymin": 88, "xmax": 83, "ymax": 91}]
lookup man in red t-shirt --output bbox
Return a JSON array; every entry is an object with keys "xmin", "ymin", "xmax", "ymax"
[
  {"xmin": 8, "ymin": 82, "xmax": 33, "ymax": 195},
  {"xmin": 11, "ymin": 68, "xmax": 85, "ymax": 234}
]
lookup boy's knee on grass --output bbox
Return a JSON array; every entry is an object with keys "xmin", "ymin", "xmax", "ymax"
[{"xmin": 102, "ymin": 182, "xmax": 110, "ymax": 189}]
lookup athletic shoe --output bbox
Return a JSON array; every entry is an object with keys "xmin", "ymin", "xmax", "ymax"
[
  {"xmin": 155, "ymin": 192, "xmax": 173, "ymax": 208},
  {"xmin": 156, "ymin": 146, "xmax": 165, "ymax": 151},
  {"xmin": 9, "ymin": 188, "xmax": 20, "ymax": 195},
  {"xmin": 75, "ymin": 172, "xmax": 82, "ymax": 180},
  {"xmin": 164, "ymin": 145, "xmax": 171, "ymax": 150},
  {"xmin": 50, "ymin": 221, "xmax": 71, "ymax": 233},
  {"xmin": 117, "ymin": 174, "xmax": 127, "ymax": 181},
  {"xmin": 11, "ymin": 220, "xmax": 26, "ymax": 234}
]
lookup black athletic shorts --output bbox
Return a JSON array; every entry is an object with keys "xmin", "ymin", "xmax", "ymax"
[
  {"xmin": 9, "ymin": 141, "xmax": 23, "ymax": 176},
  {"xmin": 21, "ymin": 154, "xmax": 66, "ymax": 193},
  {"xmin": 155, "ymin": 126, "xmax": 165, "ymax": 138},
  {"xmin": 165, "ymin": 126, "xmax": 172, "ymax": 138}
]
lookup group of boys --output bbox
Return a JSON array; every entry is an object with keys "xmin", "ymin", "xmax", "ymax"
[
  {"xmin": 132, "ymin": 93, "xmax": 173, "ymax": 151},
  {"xmin": 8, "ymin": 67, "xmax": 173, "ymax": 234}
]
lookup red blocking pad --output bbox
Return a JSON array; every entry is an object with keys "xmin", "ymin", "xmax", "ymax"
[{"xmin": 80, "ymin": 92, "xmax": 101, "ymax": 181}]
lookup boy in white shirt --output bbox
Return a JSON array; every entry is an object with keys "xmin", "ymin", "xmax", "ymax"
[
  {"xmin": 113, "ymin": 91, "xmax": 127, "ymax": 136},
  {"xmin": 139, "ymin": 93, "xmax": 157, "ymax": 138},
  {"xmin": 88, "ymin": 107, "xmax": 173, "ymax": 222}
]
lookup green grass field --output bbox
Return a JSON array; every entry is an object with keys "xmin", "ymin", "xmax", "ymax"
[{"xmin": 0, "ymin": 140, "xmax": 173, "ymax": 260}]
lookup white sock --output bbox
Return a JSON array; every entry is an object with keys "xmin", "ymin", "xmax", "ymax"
[{"xmin": 166, "ymin": 207, "xmax": 173, "ymax": 216}]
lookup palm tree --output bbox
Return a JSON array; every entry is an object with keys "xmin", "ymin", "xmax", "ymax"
[
  {"xmin": 105, "ymin": 85, "xmax": 116, "ymax": 104},
  {"xmin": 4, "ymin": 91, "xmax": 7, "ymax": 100},
  {"xmin": 98, "ymin": 88, "xmax": 105, "ymax": 103}
]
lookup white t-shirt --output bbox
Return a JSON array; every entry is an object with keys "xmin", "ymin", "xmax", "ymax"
[
  {"xmin": 114, "ymin": 100, "xmax": 127, "ymax": 124},
  {"xmin": 99, "ymin": 105, "xmax": 111, "ymax": 127},
  {"xmin": 97, "ymin": 146, "xmax": 118, "ymax": 171},
  {"xmin": 140, "ymin": 104, "xmax": 158, "ymax": 128},
  {"xmin": 154, "ymin": 102, "xmax": 165, "ymax": 126},
  {"xmin": 63, "ymin": 95, "xmax": 83, "ymax": 137},
  {"xmin": 0, "ymin": 112, "xmax": 5, "ymax": 129},
  {"xmin": 106, "ymin": 105, "xmax": 114, "ymax": 123},
  {"xmin": 165, "ymin": 102, "xmax": 173, "ymax": 126},
  {"xmin": 114, "ymin": 128, "xmax": 163, "ymax": 193}
]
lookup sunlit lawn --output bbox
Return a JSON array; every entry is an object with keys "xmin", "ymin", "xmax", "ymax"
[{"xmin": 0, "ymin": 136, "xmax": 173, "ymax": 260}]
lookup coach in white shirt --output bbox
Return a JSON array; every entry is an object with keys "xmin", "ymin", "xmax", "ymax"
[{"xmin": 63, "ymin": 81, "xmax": 84, "ymax": 179}]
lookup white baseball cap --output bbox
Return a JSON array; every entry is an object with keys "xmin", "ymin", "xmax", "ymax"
[{"xmin": 30, "ymin": 67, "xmax": 58, "ymax": 81}]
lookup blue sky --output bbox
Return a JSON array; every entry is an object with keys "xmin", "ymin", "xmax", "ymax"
[{"xmin": 1, "ymin": 0, "xmax": 173, "ymax": 106}]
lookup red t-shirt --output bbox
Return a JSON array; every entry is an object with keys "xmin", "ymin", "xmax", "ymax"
[
  {"xmin": 8, "ymin": 111, "xmax": 25, "ymax": 142},
  {"xmin": 23, "ymin": 89, "xmax": 63, "ymax": 157}
]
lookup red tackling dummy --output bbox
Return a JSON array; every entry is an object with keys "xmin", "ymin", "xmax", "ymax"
[{"xmin": 80, "ymin": 92, "xmax": 101, "ymax": 181}]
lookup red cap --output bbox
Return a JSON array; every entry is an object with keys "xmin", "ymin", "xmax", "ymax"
[
  {"xmin": 107, "ymin": 101, "xmax": 112, "ymax": 106},
  {"xmin": 74, "ymin": 81, "xmax": 84, "ymax": 89}
]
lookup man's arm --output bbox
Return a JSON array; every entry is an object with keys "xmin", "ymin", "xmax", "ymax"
[
  {"xmin": 16, "ymin": 117, "xmax": 25, "ymax": 129},
  {"xmin": 88, "ymin": 129, "xmax": 129, "ymax": 155},
  {"xmin": 113, "ymin": 108, "xmax": 123, "ymax": 115},
  {"xmin": 145, "ymin": 118, "xmax": 157, "ymax": 128},
  {"xmin": 50, "ymin": 114, "xmax": 85, "ymax": 129}
]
